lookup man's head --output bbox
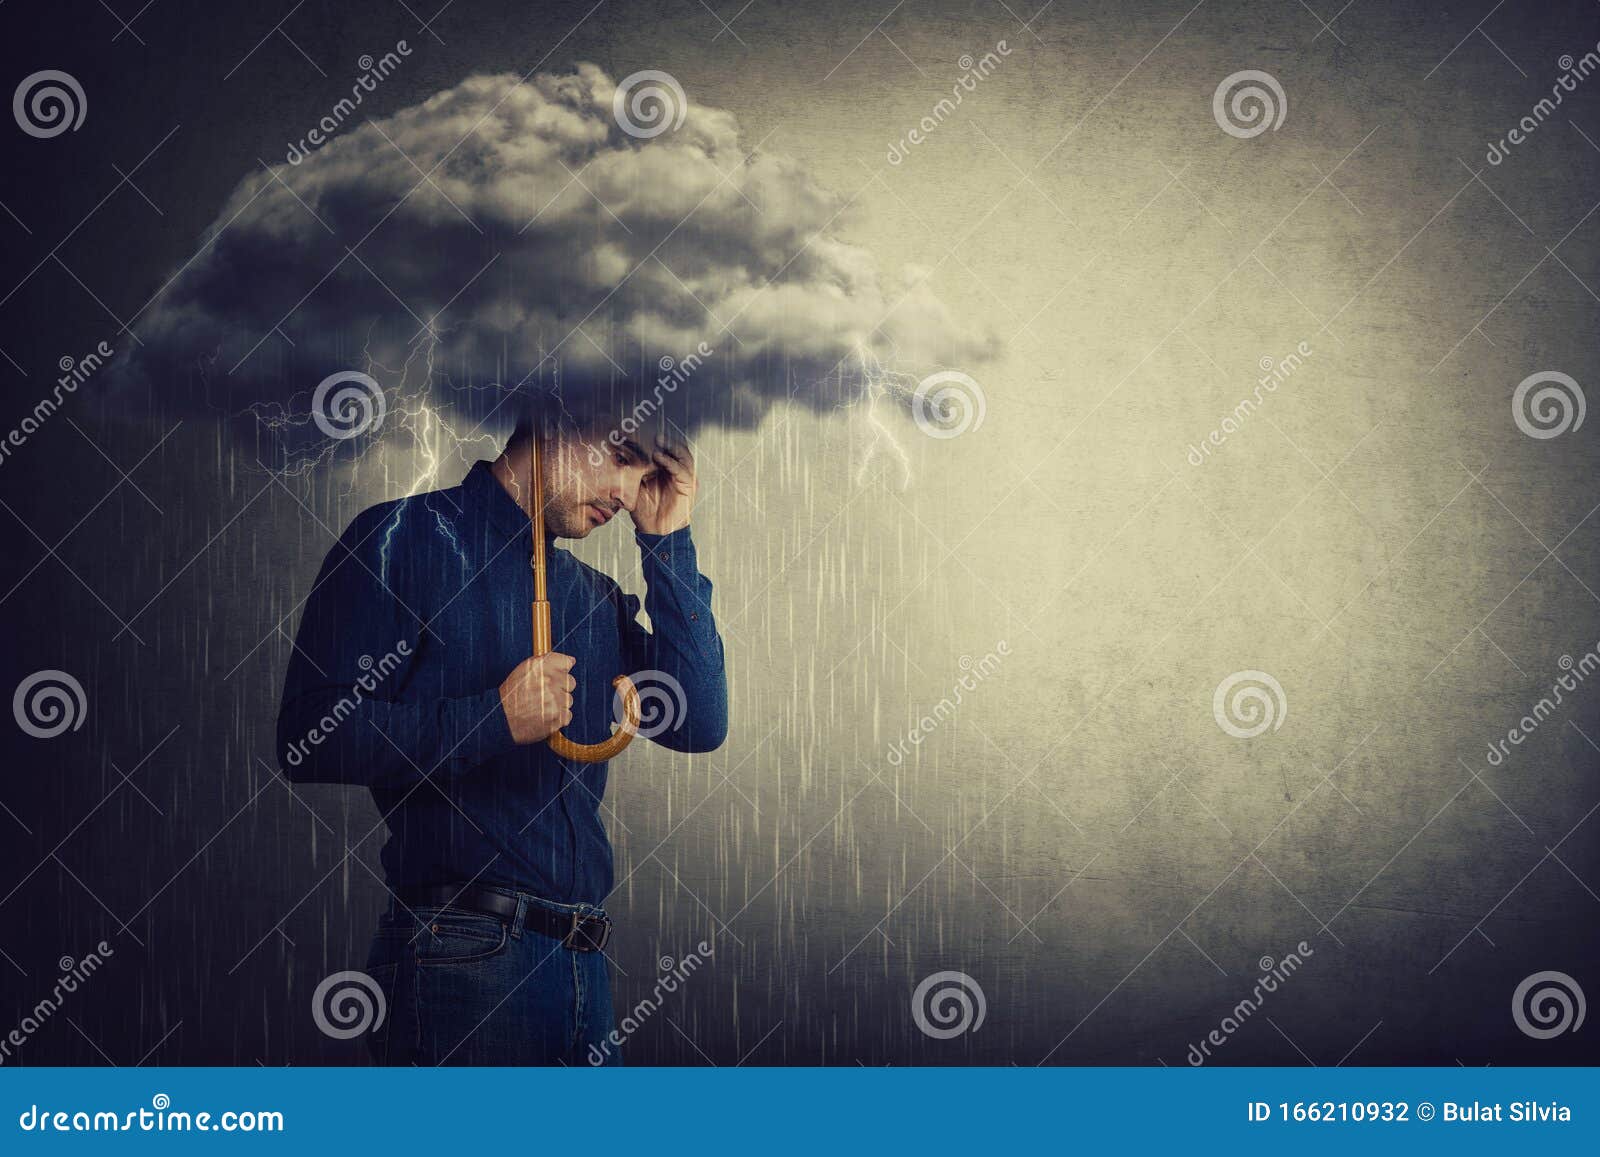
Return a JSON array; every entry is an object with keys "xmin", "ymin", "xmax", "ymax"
[{"xmin": 499, "ymin": 415, "xmax": 666, "ymax": 539}]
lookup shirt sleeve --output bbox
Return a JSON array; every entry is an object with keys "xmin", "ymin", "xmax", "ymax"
[
  {"xmin": 276, "ymin": 504, "xmax": 518, "ymax": 788},
  {"xmin": 618, "ymin": 525, "xmax": 729, "ymax": 753}
]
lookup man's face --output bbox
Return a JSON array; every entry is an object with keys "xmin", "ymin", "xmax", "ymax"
[{"xmin": 541, "ymin": 425, "xmax": 662, "ymax": 539}]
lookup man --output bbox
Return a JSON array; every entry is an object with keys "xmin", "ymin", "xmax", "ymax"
[{"xmin": 277, "ymin": 412, "xmax": 728, "ymax": 1065}]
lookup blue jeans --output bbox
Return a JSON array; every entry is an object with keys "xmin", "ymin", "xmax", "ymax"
[{"xmin": 363, "ymin": 888, "xmax": 620, "ymax": 1065}]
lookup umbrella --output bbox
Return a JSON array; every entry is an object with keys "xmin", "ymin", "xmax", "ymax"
[{"xmin": 529, "ymin": 417, "xmax": 642, "ymax": 762}]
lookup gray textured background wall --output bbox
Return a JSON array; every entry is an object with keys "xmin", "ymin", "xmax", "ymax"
[{"xmin": 0, "ymin": 0, "xmax": 1597, "ymax": 1066}]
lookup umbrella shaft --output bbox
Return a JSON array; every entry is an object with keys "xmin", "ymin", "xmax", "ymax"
[{"xmin": 532, "ymin": 600, "xmax": 553, "ymax": 658}]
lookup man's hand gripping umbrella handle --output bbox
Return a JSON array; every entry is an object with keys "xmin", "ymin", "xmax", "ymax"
[{"xmin": 531, "ymin": 597, "xmax": 641, "ymax": 762}]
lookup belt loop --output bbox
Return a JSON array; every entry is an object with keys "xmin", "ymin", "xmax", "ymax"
[{"xmin": 510, "ymin": 893, "xmax": 528, "ymax": 940}]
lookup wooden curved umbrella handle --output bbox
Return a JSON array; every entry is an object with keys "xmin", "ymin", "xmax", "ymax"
[{"xmin": 547, "ymin": 673, "xmax": 641, "ymax": 763}]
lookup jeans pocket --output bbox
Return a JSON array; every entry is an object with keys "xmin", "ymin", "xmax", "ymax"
[{"xmin": 413, "ymin": 908, "xmax": 510, "ymax": 966}]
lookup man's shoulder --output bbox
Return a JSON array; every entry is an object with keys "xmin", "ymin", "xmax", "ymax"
[
  {"xmin": 338, "ymin": 478, "xmax": 472, "ymax": 555},
  {"xmin": 347, "ymin": 483, "xmax": 470, "ymax": 540}
]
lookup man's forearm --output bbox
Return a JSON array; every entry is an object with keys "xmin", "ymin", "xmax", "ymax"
[
  {"xmin": 634, "ymin": 526, "xmax": 728, "ymax": 752},
  {"xmin": 277, "ymin": 684, "xmax": 517, "ymax": 787}
]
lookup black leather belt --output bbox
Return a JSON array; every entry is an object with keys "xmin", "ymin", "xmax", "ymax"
[{"xmin": 399, "ymin": 884, "xmax": 613, "ymax": 952}]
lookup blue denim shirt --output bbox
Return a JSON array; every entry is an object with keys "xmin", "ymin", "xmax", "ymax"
[{"xmin": 276, "ymin": 459, "xmax": 728, "ymax": 903}]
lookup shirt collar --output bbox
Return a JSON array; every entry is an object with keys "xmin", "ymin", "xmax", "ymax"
[
  {"xmin": 464, "ymin": 458, "xmax": 530, "ymax": 540},
  {"xmin": 463, "ymin": 458, "xmax": 561, "ymax": 548}
]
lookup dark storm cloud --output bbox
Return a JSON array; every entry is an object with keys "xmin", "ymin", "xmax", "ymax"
[{"xmin": 115, "ymin": 63, "xmax": 996, "ymax": 438}]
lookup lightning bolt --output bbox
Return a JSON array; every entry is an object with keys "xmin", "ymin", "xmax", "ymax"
[
  {"xmin": 246, "ymin": 326, "xmax": 506, "ymax": 584},
  {"xmin": 847, "ymin": 343, "xmax": 919, "ymax": 489}
]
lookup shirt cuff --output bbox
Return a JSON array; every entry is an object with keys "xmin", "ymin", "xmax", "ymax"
[{"xmin": 635, "ymin": 524, "xmax": 697, "ymax": 567}]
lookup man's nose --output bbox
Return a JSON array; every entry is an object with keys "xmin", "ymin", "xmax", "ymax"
[{"xmin": 614, "ymin": 471, "xmax": 640, "ymax": 510}]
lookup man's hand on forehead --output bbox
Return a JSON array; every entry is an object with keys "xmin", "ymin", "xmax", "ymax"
[{"xmin": 629, "ymin": 428, "xmax": 698, "ymax": 537}]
